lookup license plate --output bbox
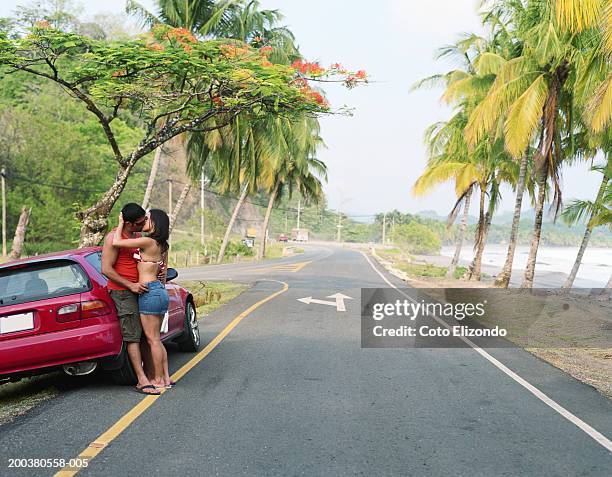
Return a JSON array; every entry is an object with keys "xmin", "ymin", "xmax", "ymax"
[{"xmin": 0, "ymin": 312, "xmax": 34, "ymax": 334}]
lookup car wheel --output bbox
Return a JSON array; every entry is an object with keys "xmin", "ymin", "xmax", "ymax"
[
  {"xmin": 178, "ymin": 301, "xmax": 201, "ymax": 352},
  {"xmin": 109, "ymin": 349, "xmax": 137, "ymax": 385}
]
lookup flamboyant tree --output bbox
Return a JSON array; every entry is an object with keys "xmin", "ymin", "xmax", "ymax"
[{"xmin": 0, "ymin": 24, "xmax": 360, "ymax": 246}]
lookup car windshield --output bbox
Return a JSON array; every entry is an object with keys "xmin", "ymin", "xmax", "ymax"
[{"xmin": 0, "ymin": 260, "xmax": 91, "ymax": 307}]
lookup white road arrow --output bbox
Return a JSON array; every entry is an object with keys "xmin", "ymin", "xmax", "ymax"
[{"xmin": 297, "ymin": 293, "xmax": 353, "ymax": 312}]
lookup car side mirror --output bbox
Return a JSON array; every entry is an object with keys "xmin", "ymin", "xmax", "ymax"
[{"xmin": 166, "ymin": 268, "xmax": 178, "ymax": 282}]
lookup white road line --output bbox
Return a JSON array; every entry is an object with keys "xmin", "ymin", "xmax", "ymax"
[{"xmin": 360, "ymin": 251, "xmax": 612, "ymax": 453}]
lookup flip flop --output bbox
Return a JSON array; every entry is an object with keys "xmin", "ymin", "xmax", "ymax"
[
  {"xmin": 161, "ymin": 381, "xmax": 176, "ymax": 389},
  {"xmin": 134, "ymin": 385, "xmax": 161, "ymax": 396}
]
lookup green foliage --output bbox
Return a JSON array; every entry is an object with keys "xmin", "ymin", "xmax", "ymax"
[
  {"xmin": 453, "ymin": 266, "xmax": 468, "ymax": 279},
  {"xmin": 398, "ymin": 262, "xmax": 447, "ymax": 278},
  {"xmin": 0, "ymin": 80, "xmax": 148, "ymax": 248},
  {"xmin": 206, "ymin": 238, "xmax": 254, "ymax": 259},
  {"xmin": 390, "ymin": 222, "xmax": 441, "ymax": 254}
]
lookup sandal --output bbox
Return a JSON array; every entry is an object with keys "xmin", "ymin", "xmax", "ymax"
[{"xmin": 134, "ymin": 384, "xmax": 161, "ymax": 396}]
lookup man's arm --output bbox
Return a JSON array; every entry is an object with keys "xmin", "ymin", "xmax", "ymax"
[{"xmin": 101, "ymin": 233, "xmax": 148, "ymax": 294}]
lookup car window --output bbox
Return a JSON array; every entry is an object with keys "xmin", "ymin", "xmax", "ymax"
[
  {"xmin": 85, "ymin": 252, "xmax": 102, "ymax": 274},
  {"xmin": 0, "ymin": 260, "xmax": 91, "ymax": 307}
]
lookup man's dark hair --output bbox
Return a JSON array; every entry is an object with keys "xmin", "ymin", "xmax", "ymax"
[
  {"xmin": 148, "ymin": 209, "xmax": 170, "ymax": 253},
  {"xmin": 121, "ymin": 203, "xmax": 146, "ymax": 223}
]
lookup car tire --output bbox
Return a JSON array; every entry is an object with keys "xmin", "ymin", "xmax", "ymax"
[
  {"xmin": 177, "ymin": 301, "xmax": 201, "ymax": 352},
  {"xmin": 109, "ymin": 349, "xmax": 137, "ymax": 386}
]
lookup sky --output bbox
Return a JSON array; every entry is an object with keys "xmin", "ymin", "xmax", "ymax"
[{"xmin": 0, "ymin": 0, "xmax": 603, "ymax": 220}]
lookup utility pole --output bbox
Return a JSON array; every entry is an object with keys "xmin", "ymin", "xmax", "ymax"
[
  {"xmin": 168, "ymin": 179, "xmax": 173, "ymax": 249},
  {"xmin": 382, "ymin": 212, "xmax": 387, "ymax": 245},
  {"xmin": 1, "ymin": 167, "xmax": 6, "ymax": 257},
  {"xmin": 336, "ymin": 208, "xmax": 342, "ymax": 243},
  {"xmin": 296, "ymin": 199, "xmax": 301, "ymax": 230},
  {"xmin": 200, "ymin": 169, "xmax": 205, "ymax": 246},
  {"xmin": 285, "ymin": 212, "xmax": 288, "ymax": 233}
]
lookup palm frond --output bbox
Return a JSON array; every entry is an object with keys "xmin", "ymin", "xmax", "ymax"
[
  {"xmin": 585, "ymin": 73, "xmax": 612, "ymax": 132},
  {"xmin": 504, "ymin": 74, "xmax": 548, "ymax": 158},
  {"xmin": 125, "ymin": 0, "xmax": 162, "ymax": 28},
  {"xmin": 554, "ymin": 0, "xmax": 604, "ymax": 33}
]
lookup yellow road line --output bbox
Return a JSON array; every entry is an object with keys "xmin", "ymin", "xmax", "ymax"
[
  {"xmin": 290, "ymin": 261, "xmax": 311, "ymax": 273},
  {"xmin": 250, "ymin": 261, "xmax": 312, "ymax": 274},
  {"xmin": 54, "ymin": 281, "xmax": 289, "ymax": 477}
]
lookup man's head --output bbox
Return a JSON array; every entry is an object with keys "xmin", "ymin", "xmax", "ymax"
[{"xmin": 121, "ymin": 203, "xmax": 147, "ymax": 232}]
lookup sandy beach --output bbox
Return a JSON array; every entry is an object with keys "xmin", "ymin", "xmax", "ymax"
[{"xmin": 437, "ymin": 244, "xmax": 611, "ymax": 288}]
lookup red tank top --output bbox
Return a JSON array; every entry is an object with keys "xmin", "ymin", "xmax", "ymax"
[{"xmin": 107, "ymin": 229, "xmax": 141, "ymax": 291}]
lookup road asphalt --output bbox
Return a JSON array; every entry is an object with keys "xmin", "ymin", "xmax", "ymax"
[{"xmin": 0, "ymin": 243, "xmax": 610, "ymax": 476}]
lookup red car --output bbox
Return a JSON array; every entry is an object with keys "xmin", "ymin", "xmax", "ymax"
[
  {"xmin": 278, "ymin": 234, "xmax": 288, "ymax": 243},
  {"xmin": 0, "ymin": 247, "xmax": 200, "ymax": 385}
]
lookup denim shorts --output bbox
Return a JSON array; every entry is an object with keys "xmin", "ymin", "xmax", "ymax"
[{"xmin": 138, "ymin": 281, "xmax": 169, "ymax": 316}]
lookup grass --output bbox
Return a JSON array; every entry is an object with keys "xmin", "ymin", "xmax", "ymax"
[
  {"xmin": 398, "ymin": 262, "xmax": 447, "ymax": 278},
  {"xmin": 176, "ymin": 280, "xmax": 249, "ymax": 316},
  {"xmin": 0, "ymin": 374, "xmax": 60, "ymax": 426},
  {"xmin": 453, "ymin": 266, "xmax": 468, "ymax": 279},
  {"xmin": 264, "ymin": 243, "xmax": 285, "ymax": 260}
]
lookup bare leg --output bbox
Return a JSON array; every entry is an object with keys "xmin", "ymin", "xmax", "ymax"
[
  {"xmin": 141, "ymin": 314, "xmax": 164, "ymax": 386},
  {"xmin": 161, "ymin": 344, "xmax": 171, "ymax": 386},
  {"xmin": 126, "ymin": 342, "xmax": 159, "ymax": 394},
  {"xmin": 140, "ymin": 339, "xmax": 153, "ymax": 381}
]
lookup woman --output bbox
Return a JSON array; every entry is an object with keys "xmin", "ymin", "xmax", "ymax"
[{"xmin": 114, "ymin": 209, "xmax": 173, "ymax": 391}]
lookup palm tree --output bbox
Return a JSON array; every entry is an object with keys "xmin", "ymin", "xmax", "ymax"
[
  {"xmin": 126, "ymin": 0, "xmax": 238, "ymax": 35},
  {"xmin": 412, "ymin": 114, "xmax": 478, "ymax": 277},
  {"xmin": 447, "ymin": 188, "xmax": 472, "ymax": 278},
  {"xmin": 561, "ymin": 161, "xmax": 611, "ymax": 288},
  {"xmin": 184, "ymin": 0, "xmax": 310, "ymax": 262},
  {"xmin": 466, "ymin": 0, "xmax": 606, "ymax": 288},
  {"xmin": 187, "ymin": 113, "xmax": 276, "ymax": 263},
  {"xmin": 257, "ymin": 115, "xmax": 325, "ymax": 259},
  {"xmin": 413, "ymin": 35, "xmax": 514, "ymax": 280}
]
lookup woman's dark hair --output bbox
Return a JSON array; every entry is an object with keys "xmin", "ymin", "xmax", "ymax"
[{"xmin": 148, "ymin": 209, "xmax": 170, "ymax": 253}]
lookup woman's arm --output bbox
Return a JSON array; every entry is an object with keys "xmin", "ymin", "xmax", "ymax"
[
  {"xmin": 113, "ymin": 236, "xmax": 153, "ymax": 249},
  {"xmin": 113, "ymin": 213, "xmax": 153, "ymax": 249}
]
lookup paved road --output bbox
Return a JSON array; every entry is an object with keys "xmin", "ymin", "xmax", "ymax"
[{"xmin": 1, "ymin": 244, "xmax": 611, "ymax": 476}]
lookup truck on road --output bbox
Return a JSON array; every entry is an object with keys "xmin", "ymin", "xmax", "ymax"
[{"xmin": 291, "ymin": 228, "xmax": 309, "ymax": 242}]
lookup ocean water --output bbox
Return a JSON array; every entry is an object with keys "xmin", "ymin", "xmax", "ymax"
[{"xmin": 441, "ymin": 244, "xmax": 612, "ymax": 288}]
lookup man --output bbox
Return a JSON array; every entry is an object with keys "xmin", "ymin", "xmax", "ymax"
[{"xmin": 101, "ymin": 203, "xmax": 159, "ymax": 395}]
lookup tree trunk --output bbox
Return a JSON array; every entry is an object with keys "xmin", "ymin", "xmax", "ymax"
[
  {"xmin": 606, "ymin": 273, "xmax": 612, "ymax": 289},
  {"xmin": 521, "ymin": 169, "xmax": 548, "ymax": 288},
  {"xmin": 562, "ymin": 174, "xmax": 609, "ymax": 289},
  {"xmin": 169, "ymin": 182, "xmax": 192, "ymax": 234},
  {"xmin": 465, "ymin": 186, "xmax": 488, "ymax": 281},
  {"xmin": 217, "ymin": 184, "xmax": 248, "ymax": 264},
  {"xmin": 77, "ymin": 163, "xmax": 135, "ymax": 247},
  {"xmin": 9, "ymin": 206, "xmax": 32, "ymax": 260},
  {"xmin": 521, "ymin": 67, "xmax": 568, "ymax": 288},
  {"xmin": 142, "ymin": 146, "xmax": 164, "ymax": 210},
  {"xmin": 257, "ymin": 180, "xmax": 280, "ymax": 261},
  {"xmin": 447, "ymin": 188, "xmax": 472, "ymax": 278},
  {"xmin": 495, "ymin": 155, "xmax": 529, "ymax": 288}
]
